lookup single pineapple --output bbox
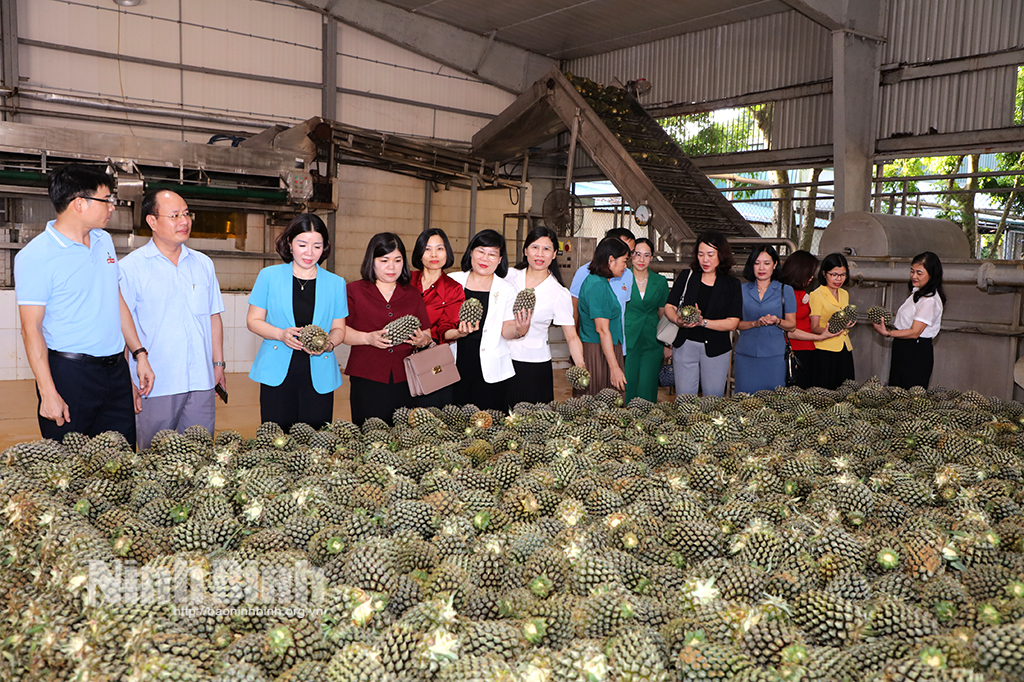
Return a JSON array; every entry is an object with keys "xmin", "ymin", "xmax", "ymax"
[
  {"xmin": 677, "ymin": 305, "xmax": 701, "ymax": 325},
  {"xmin": 566, "ymin": 366, "xmax": 591, "ymax": 391},
  {"xmin": 299, "ymin": 324, "xmax": 331, "ymax": 353},
  {"xmin": 866, "ymin": 305, "xmax": 895, "ymax": 328},
  {"xmin": 383, "ymin": 314, "xmax": 422, "ymax": 344},
  {"xmin": 513, "ymin": 288, "xmax": 536, "ymax": 315},
  {"xmin": 459, "ymin": 298, "xmax": 484, "ymax": 326}
]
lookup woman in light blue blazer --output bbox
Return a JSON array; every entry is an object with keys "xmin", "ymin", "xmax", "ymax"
[{"xmin": 246, "ymin": 214, "xmax": 347, "ymax": 432}]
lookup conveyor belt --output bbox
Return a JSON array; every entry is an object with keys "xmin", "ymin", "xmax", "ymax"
[{"xmin": 472, "ymin": 68, "xmax": 758, "ymax": 248}]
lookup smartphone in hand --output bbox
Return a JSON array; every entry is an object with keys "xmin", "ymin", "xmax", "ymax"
[{"xmin": 215, "ymin": 384, "xmax": 228, "ymax": 404}]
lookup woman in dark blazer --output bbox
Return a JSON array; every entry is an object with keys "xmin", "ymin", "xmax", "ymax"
[
  {"xmin": 343, "ymin": 233, "xmax": 432, "ymax": 425},
  {"xmin": 664, "ymin": 230, "xmax": 742, "ymax": 397},
  {"xmin": 623, "ymin": 238, "xmax": 669, "ymax": 403},
  {"xmin": 246, "ymin": 214, "xmax": 348, "ymax": 432}
]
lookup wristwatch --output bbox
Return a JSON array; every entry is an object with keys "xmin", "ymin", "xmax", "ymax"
[
  {"xmin": 131, "ymin": 347, "xmax": 148, "ymax": 359},
  {"xmin": 701, "ymin": 319, "xmax": 708, "ymax": 328},
  {"xmin": 212, "ymin": 361, "xmax": 226, "ymax": 368}
]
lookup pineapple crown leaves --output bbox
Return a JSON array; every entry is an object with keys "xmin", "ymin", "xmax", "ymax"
[
  {"xmin": 522, "ymin": 617, "xmax": 548, "ymax": 644},
  {"xmin": 266, "ymin": 624, "xmax": 295, "ymax": 655},
  {"xmin": 683, "ymin": 577, "xmax": 720, "ymax": 606},
  {"xmin": 423, "ymin": 627, "xmax": 460, "ymax": 664}
]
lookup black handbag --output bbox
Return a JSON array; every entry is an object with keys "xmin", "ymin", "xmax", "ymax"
[{"xmin": 784, "ymin": 337, "xmax": 802, "ymax": 387}]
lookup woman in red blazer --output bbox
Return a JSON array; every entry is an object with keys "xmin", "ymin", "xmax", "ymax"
[
  {"xmin": 409, "ymin": 228, "xmax": 467, "ymax": 408},
  {"xmin": 343, "ymin": 233, "xmax": 432, "ymax": 425}
]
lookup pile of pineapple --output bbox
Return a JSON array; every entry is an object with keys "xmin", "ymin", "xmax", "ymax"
[{"xmin": 3, "ymin": 380, "xmax": 1024, "ymax": 681}]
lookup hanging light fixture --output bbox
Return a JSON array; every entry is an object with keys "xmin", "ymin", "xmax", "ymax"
[{"xmin": 113, "ymin": 0, "xmax": 141, "ymax": 7}]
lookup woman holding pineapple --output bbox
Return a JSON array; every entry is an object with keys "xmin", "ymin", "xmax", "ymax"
[
  {"xmin": 343, "ymin": 233, "xmax": 432, "ymax": 426},
  {"xmin": 808, "ymin": 252, "xmax": 857, "ymax": 389},
  {"xmin": 871, "ymin": 251, "xmax": 945, "ymax": 389},
  {"xmin": 664, "ymin": 230, "xmax": 742, "ymax": 397},
  {"xmin": 449, "ymin": 229, "xmax": 529, "ymax": 411},
  {"xmin": 247, "ymin": 214, "xmax": 348, "ymax": 432},
  {"xmin": 505, "ymin": 226, "xmax": 586, "ymax": 405}
]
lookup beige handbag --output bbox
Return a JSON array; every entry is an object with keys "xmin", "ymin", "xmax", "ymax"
[{"xmin": 404, "ymin": 343, "xmax": 460, "ymax": 396}]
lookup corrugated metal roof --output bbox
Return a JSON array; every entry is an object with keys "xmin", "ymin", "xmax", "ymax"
[
  {"xmin": 568, "ymin": 11, "xmax": 831, "ymax": 107},
  {"xmin": 377, "ymin": 0, "xmax": 791, "ymax": 60},
  {"xmin": 878, "ymin": 67, "xmax": 1019, "ymax": 137},
  {"xmin": 774, "ymin": 94, "xmax": 832, "ymax": 149},
  {"xmin": 883, "ymin": 0, "xmax": 1024, "ymax": 65}
]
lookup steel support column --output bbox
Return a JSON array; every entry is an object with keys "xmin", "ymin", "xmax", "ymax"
[
  {"xmin": 469, "ymin": 176, "xmax": 478, "ymax": 238},
  {"xmin": 831, "ymin": 1, "xmax": 883, "ymax": 215},
  {"xmin": 0, "ymin": 0, "xmax": 18, "ymax": 122}
]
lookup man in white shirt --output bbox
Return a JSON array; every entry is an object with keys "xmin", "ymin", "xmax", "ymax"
[
  {"xmin": 570, "ymin": 227, "xmax": 636, "ymax": 354},
  {"xmin": 119, "ymin": 190, "xmax": 226, "ymax": 449}
]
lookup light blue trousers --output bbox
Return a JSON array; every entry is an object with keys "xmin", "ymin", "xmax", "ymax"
[{"xmin": 673, "ymin": 340, "xmax": 731, "ymax": 397}]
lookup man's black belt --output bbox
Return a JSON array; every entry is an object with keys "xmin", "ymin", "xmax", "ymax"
[{"xmin": 49, "ymin": 349, "xmax": 122, "ymax": 367}]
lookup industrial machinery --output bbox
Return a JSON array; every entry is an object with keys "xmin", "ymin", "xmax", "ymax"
[
  {"xmin": 820, "ymin": 212, "xmax": 1024, "ymax": 400},
  {"xmin": 472, "ymin": 68, "xmax": 759, "ymax": 252}
]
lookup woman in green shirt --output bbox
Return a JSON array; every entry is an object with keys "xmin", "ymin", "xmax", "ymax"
[{"xmin": 577, "ymin": 237, "xmax": 630, "ymax": 395}]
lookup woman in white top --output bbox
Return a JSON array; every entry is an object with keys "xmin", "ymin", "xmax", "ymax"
[
  {"xmin": 872, "ymin": 251, "xmax": 946, "ymax": 389},
  {"xmin": 506, "ymin": 226, "xmax": 586, "ymax": 405},
  {"xmin": 449, "ymin": 229, "xmax": 529, "ymax": 412}
]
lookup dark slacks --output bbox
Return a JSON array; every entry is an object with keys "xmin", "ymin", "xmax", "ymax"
[
  {"xmin": 349, "ymin": 375, "xmax": 413, "ymax": 427},
  {"xmin": 40, "ymin": 351, "xmax": 136, "ymax": 445},
  {"xmin": 889, "ymin": 337, "xmax": 933, "ymax": 389}
]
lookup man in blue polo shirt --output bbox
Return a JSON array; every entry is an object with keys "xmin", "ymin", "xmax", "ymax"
[
  {"xmin": 119, "ymin": 189, "xmax": 226, "ymax": 449},
  {"xmin": 15, "ymin": 164, "xmax": 154, "ymax": 444},
  {"xmin": 570, "ymin": 227, "xmax": 636, "ymax": 355}
]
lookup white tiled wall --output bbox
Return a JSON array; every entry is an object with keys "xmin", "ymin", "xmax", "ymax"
[{"xmin": 0, "ymin": 289, "xmax": 19, "ymax": 381}]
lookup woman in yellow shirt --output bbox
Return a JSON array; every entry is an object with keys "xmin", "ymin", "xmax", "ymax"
[{"xmin": 808, "ymin": 253, "xmax": 856, "ymax": 389}]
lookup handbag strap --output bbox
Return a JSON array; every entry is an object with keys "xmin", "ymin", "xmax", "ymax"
[{"xmin": 680, "ymin": 269, "xmax": 693, "ymax": 305}]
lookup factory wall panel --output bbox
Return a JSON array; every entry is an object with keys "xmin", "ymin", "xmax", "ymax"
[
  {"xmin": 331, "ymin": 166, "xmax": 516, "ymax": 283},
  {"xmin": 878, "ymin": 68, "xmax": 1018, "ymax": 138},
  {"xmin": 14, "ymin": 0, "xmax": 511, "ymax": 143},
  {"xmin": 882, "ymin": 0, "xmax": 1024, "ymax": 65},
  {"xmin": 567, "ymin": 11, "xmax": 831, "ymax": 107},
  {"xmin": 773, "ymin": 93, "xmax": 833, "ymax": 150}
]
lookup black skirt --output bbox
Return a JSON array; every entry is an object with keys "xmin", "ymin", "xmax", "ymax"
[
  {"xmin": 791, "ymin": 349, "xmax": 816, "ymax": 389},
  {"xmin": 507, "ymin": 360, "xmax": 554, "ymax": 406},
  {"xmin": 812, "ymin": 347, "xmax": 855, "ymax": 390},
  {"xmin": 889, "ymin": 337, "xmax": 933, "ymax": 389}
]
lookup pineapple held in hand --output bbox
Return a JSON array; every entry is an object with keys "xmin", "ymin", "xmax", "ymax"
[
  {"xmin": 566, "ymin": 366, "xmax": 591, "ymax": 391},
  {"xmin": 513, "ymin": 288, "xmax": 536, "ymax": 315},
  {"xmin": 383, "ymin": 314, "xmax": 421, "ymax": 344},
  {"xmin": 459, "ymin": 298, "xmax": 484, "ymax": 327},
  {"xmin": 867, "ymin": 306, "xmax": 895, "ymax": 328},
  {"xmin": 676, "ymin": 305, "xmax": 701, "ymax": 326},
  {"xmin": 827, "ymin": 304, "xmax": 858, "ymax": 334},
  {"xmin": 299, "ymin": 325, "xmax": 330, "ymax": 353}
]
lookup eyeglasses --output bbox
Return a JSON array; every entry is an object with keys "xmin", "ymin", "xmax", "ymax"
[
  {"xmin": 81, "ymin": 195, "xmax": 117, "ymax": 205},
  {"xmin": 154, "ymin": 212, "xmax": 196, "ymax": 222},
  {"xmin": 826, "ymin": 271, "xmax": 847, "ymax": 279},
  {"xmin": 632, "ymin": 252, "xmax": 653, "ymax": 259}
]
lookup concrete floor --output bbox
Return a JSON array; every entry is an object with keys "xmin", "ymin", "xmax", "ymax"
[{"xmin": 0, "ymin": 372, "xmax": 642, "ymax": 450}]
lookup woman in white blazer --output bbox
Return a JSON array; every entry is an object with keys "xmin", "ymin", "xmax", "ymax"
[{"xmin": 449, "ymin": 229, "xmax": 529, "ymax": 411}]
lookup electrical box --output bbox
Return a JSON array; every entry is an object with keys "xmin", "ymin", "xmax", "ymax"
[{"xmin": 557, "ymin": 236, "xmax": 596, "ymax": 281}]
